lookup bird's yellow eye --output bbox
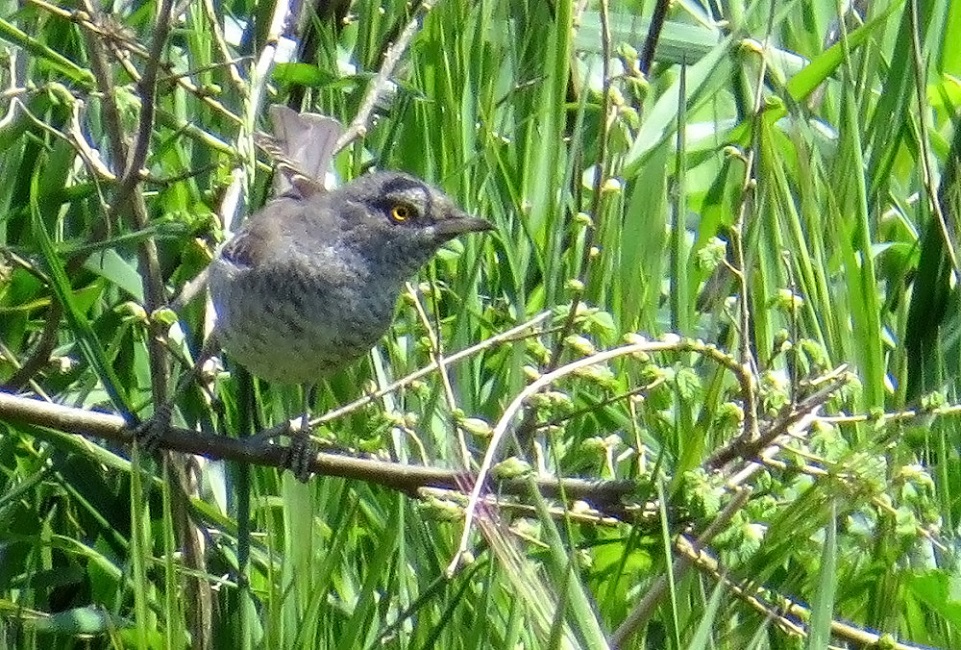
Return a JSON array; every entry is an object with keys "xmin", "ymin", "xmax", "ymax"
[{"xmin": 390, "ymin": 204, "xmax": 411, "ymax": 223}]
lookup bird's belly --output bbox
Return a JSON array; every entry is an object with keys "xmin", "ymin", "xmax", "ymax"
[{"xmin": 208, "ymin": 262, "xmax": 397, "ymax": 385}]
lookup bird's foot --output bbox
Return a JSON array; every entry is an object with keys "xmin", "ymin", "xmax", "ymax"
[
  {"xmin": 246, "ymin": 416, "xmax": 317, "ymax": 481},
  {"xmin": 282, "ymin": 428, "xmax": 317, "ymax": 483},
  {"xmin": 128, "ymin": 402, "xmax": 174, "ymax": 454}
]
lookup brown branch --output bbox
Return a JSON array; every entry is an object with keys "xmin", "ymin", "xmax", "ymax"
[
  {"xmin": 74, "ymin": 0, "xmax": 168, "ymax": 413},
  {"xmin": 2, "ymin": 304, "xmax": 63, "ymax": 391},
  {"xmin": 113, "ymin": 0, "xmax": 175, "ymax": 210},
  {"xmin": 706, "ymin": 368, "xmax": 849, "ymax": 470},
  {"xmin": 75, "ymin": 4, "xmax": 209, "ymax": 642},
  {"xmin": 674, "ymin": 535, "xmax": 929, "ymax": 650},
  {"xmin": 0, "ymin": 391, "xmax": 637, "ymax": 509}
]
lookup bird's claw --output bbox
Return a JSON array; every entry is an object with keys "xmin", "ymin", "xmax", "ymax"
[
  {"xmin": 282, "ymin": 430, "xmax": 317, "ymax": 482},
  {"xmin": 244, "ymin": 414, "xmax": 317, "ymax": 481},
  {"xmin": 128, "ymin": 403, "xmax": 173, "ymax": 454}
]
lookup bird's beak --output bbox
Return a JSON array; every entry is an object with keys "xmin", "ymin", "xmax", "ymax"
[{"xmin": 433, "ymin": 214, "xmax": 495, "ymax": 240}]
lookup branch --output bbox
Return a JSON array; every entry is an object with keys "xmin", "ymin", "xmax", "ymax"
[
  {"xmin": 706, "ymin": 367, "xmax": 850, "ymax": 470},
  {"xmin": 112, "ymin": 0, "xmax": 176, "ymax": 210},
  {"xmin": 672, "ymin": 535, "xmax": 930, "ymax": 650},
  {"xmin": 0, "ymin": 391, "xmax": 636, "ymax": 509}
]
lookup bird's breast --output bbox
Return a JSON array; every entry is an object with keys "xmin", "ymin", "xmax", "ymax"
[{"xmin": 207, "ymin": 253, "xmax": 400, "ymax": 384}]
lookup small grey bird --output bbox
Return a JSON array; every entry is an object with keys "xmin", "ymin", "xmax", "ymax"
[
  {"xmin": 206, "ymin": 171, "xmax": 492, "ymax": 476},
  {"xmin": 209, "ymin": 172, "xmax": 492, "ymax": 386}
]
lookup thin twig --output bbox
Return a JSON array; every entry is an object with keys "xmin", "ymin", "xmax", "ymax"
[
  {"xmin": 447, "ymin": 338, "xmax": 686, "ymax": 576},
  {"xmin": 200, "ymin": 0, "xmax": 247, "ymax": 96},
  {"xmin": 707, "ymin": 366, "xmax": 849, "ymax": 470},
  {"xmin": 727, "ymin": 7, "xmax": 779, "ymax": 444},
  {"xmin": 404, "ymin": 282, "xmax": 472, "ymax": 468},
  {"xmin": 308, "ymin": 311, "xmax": 553, "ymax": 428},
  {"xmin": 78, "ymin": 0, "xmax": 170, "ymax": 409},
  {"xmin": 906, "ymin": 0, "xmax": 959, "ymax": 274},
  {"xmin": 78, "ymin": 0, "xmax": 126, "ymax": 167},
  {"xmin": 78, "ymin": 3, "xmax": 211, "ymax": 643},
  {"xmin": 818, "ymin": 401, "xmax": 961, "ymax": 425},
  {"xmin": 609, "ymin": 487, "xmax": 752, "ymax": 648},
  {"xmin": 333, "ymin": 1, "xmax": 436, "ymax": 153},
  {"xmin": 28, "ymin": 0, "xmax": 243, "ymax": 129},
  {"xmin": 673, "ymin": 534, "xmax": 931, "ymax": 650},
  {"xmin": 113, "ymin": 0, "xmax": 175, "ymax": 210}
]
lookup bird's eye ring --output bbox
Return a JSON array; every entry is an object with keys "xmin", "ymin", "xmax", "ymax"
[{"xmin": 390, "ymin": 204, "xmax": 412, "ymax": 223}]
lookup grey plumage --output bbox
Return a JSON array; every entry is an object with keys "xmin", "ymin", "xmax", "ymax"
[{"xmin": 208, "ymin": 171, "xmax": 492, "ymax": 386}]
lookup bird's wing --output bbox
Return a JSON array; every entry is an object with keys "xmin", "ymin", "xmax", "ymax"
[
  {"xmin": 219, "ymin": 197, "xmax": 304, "ymax": 269},
  {"xmin": 219, "ymin": 194, "xmax": 347, "ymax": 273}
]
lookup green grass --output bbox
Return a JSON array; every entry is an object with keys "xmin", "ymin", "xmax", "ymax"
[{"xmin": 1, "ymin": 0, "xmax": 961, "ymax": 648}]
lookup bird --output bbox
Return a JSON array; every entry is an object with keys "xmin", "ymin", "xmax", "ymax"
[
  {"xmin": 208, "ymin": 171, "xmax": 492, "ymax": 387},
  {"xmin": 205, "ymin": 170, "xmax": 493, "ymax": 478},
  {"xmin": 134, "ymin": 109, "xmax": 493, "ymax": 480}
]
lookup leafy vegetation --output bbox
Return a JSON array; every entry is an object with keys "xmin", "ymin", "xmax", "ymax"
[{"xmin": 1, "ymin": 0, "xmax": 960, "ymax": 648}]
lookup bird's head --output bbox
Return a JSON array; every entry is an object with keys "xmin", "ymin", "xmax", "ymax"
[{"xmin": 336, "ymin": 171, "xmax": 493, "ymax": 274}]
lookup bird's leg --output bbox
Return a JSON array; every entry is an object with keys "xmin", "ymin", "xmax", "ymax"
[
  {"xmin": 281, "ymin": 383, "xmax": 319, "ymax": 482},
  {"xmin": 130, "ymin": 335, "xmax": 220, "ymax": 451}
]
